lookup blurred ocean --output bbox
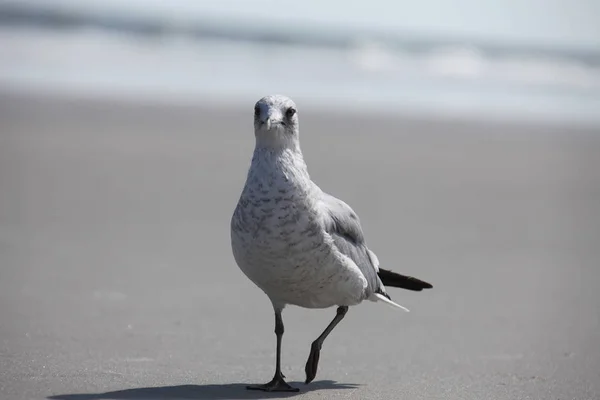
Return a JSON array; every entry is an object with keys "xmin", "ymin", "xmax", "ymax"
[{"xmin": 1, "ymin": 1, "xmax": 599, "ymax": 125}]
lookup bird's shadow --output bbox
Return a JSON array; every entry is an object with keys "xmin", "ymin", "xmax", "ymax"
[{"xmin": 47, "ymin": 380, "xmax": 360, "ymax": 400}]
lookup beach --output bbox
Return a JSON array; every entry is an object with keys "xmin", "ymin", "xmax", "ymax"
[{"xmin": 1, "ymin": 91, "xmax": 599, "ymax": 400}]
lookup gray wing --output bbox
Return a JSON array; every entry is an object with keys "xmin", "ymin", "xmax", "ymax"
[{"xmin": 320, "ymin": 192, "xmax": 387, "ymax": 298}]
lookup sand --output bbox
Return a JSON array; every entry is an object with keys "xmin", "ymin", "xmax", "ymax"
[{"xmin": 1, "ymin": 91, "xmax": 599, "ymax": 400}]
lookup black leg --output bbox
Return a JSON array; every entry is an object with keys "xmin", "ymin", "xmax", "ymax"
[
  {"xmin": 247, "ymin": 309, "xmax": 299, "ymax": 392},
  {"xmin": 304, "ymin": 306, "xmax": 349, "ymax": 384}
]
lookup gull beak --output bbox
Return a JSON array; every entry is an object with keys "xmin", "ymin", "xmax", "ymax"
[{"xmin": 261, "ymin": 109, "xmax": 282, "ymax": 130}]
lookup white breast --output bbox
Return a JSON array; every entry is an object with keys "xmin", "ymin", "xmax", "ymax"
[{"xmin": 230, "ymin": 149, "xmax": 367, "ymax": 308}]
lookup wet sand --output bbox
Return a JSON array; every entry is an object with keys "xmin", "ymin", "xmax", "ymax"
[{"xmin": 1, "ymin": 92, "xmax": 599, "ymax": 400}]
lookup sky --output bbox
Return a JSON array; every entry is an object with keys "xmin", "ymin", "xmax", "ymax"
[{"xmin": 5, "ymin": 0, "xmax": 600, "ymax": 48}]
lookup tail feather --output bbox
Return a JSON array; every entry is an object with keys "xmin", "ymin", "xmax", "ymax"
[
  {"xmin": 377, "ymin": 268, "xmax": 433, "ymax": 291},
  {"xmin": 372, "ymin": 293, "xmax": 410, "ymax": 312}
]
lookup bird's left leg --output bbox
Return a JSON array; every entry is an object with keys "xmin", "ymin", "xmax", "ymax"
[{"xmin": 304, "ymin": 305, "xmax": 348, "ymax": 384}]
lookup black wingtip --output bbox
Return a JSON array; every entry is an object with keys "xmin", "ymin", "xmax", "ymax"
[
  {"xmin": 420, "ymin": 281, "xmax": 434, "ymax": 290},
  {"xmin": 377, "ymin": 268, "xmax": 433, "ymax": 291}
]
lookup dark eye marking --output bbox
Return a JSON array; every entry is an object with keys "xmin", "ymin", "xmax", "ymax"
[
  {"xmin": 286, "ymin": 107, "xmax": 296, "ymax": 118},
  {"xmin": 254, "ymin": 105, "xmax": 260, "ymax": 116}
]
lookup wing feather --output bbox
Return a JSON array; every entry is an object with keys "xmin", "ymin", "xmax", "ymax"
[{"xmin": 320, "ymin": 192, "xmax": 384, "ymax": 297}]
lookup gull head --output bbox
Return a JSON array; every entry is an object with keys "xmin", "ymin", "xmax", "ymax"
[{"xmin": 253, "ymin": 95, "xmax": 299, "ymax": 148}]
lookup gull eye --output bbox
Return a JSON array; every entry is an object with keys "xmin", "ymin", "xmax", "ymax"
[
  {"xmin": 254, "ymin": 105, "xmax": 260, "ymax": 117},
  {"xmin": 286, "ymin": 107, "xmax": 296, "ymax": 118}
]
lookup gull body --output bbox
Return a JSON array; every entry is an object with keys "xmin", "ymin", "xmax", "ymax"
[
  {"xmin": 230, "ymin": 95, "xmax": 432, "ymax": 391},
  {"xmin": 231, "ymin": 143, "xmax": 369, "ymax": 310}
]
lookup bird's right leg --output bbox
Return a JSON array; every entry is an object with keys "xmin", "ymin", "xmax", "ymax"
[{"xmin": 246, "ymin": 308, "xmax": 299, "ymax": 392}]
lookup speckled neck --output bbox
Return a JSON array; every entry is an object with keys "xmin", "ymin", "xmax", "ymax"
[{"xmin": 247, "ymin": 146, "xmax": 311, "ymax": 189}]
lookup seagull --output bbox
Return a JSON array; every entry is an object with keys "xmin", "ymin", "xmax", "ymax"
[{"xmin": 230, "ymin": 95, "xmax": 432, "ymax": 392}]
